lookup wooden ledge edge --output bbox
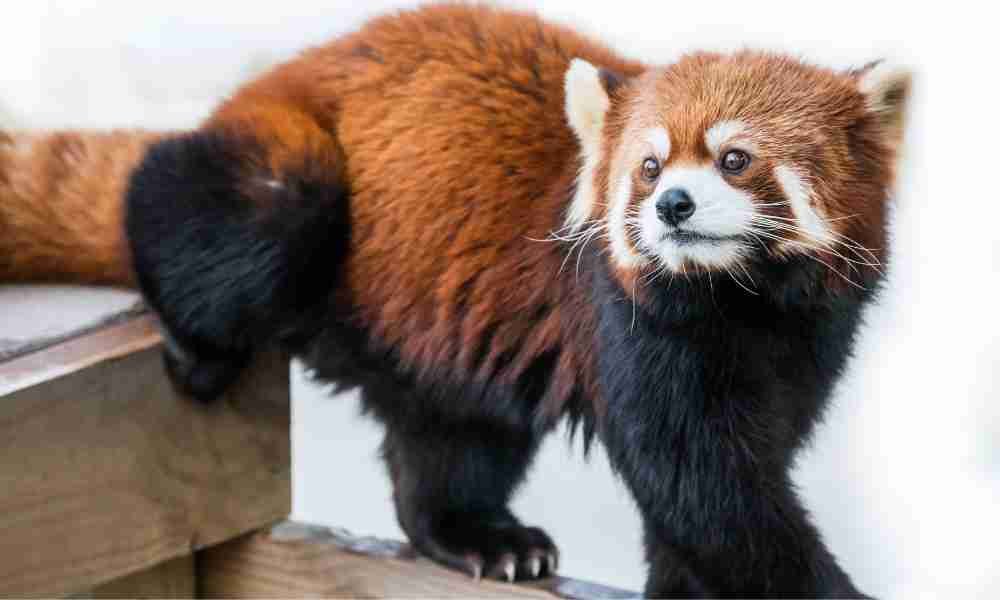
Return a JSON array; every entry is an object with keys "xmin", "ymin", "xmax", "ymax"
[
  {"xmin": 200, "ymin": 520, "xmax": 639, "ymax": 599},
  {"xmin": 0, "ymin": 314, "xmax": 161, "ymax": 396}
]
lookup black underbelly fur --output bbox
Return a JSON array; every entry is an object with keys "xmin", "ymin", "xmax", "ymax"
[{"xmin": 593, "ymin": 253, "xmax": 876, "ymax": 597}]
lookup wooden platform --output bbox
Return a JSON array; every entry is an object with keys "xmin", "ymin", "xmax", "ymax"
[
  {"xmin": 0, "ymin": 285, "xmax": 634, "ymax": 598},
  {"xmin": 200, "ymin": 522, "xmax": 638, "ymax": 599},
  {"xmin": 0, "ymin": 311, "xmax": 291, "ymax": 597}
]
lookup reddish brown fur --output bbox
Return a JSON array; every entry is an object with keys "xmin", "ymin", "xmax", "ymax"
[
  {"xmin": 1, "ymin": 5, "xmax": 898, "ymax": 419},
  {"xmin": 0, "ymin": 129, "xmax": 165, "ymax": 285},
  {"xmin": 191, "ymin": 5, "xmax": 645, "ymax": 418}
]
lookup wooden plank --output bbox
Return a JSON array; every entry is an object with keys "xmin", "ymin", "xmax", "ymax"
[
  {"xmin": 0, "ymin": 315, "xmax": 291, "ymax": 597},
  {"xmin": 199, "ymin": 521, "xmax": 639, "ymax": 599},
  {"xmin": 0, "ymin": 315, "xmax": 159, "ymax": 396},
  {"xmin": 88, "ymin": 555, "xmax": 196, "ymax": 599},
  {"xmin": 0, "ymin": 284, "xmax": 144, "ymax": 363}
]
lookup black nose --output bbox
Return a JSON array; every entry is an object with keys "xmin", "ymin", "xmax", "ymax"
[{"xmin": 656, "ymin": 187, "xmax": 696, "ymax": 226}]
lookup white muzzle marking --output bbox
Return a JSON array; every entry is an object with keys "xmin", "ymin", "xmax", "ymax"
[{"xmin": 632, "ymin": 165, "xmax": 755, "ymax": 270}]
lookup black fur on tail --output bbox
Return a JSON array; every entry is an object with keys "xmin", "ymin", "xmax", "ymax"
[{"xmin": 125, "ymin": 130, "xmax": 348, "ymax": 401}]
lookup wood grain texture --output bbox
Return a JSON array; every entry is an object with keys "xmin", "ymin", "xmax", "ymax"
[
  {"xmin": 199, "ymin": 521, "xmax": 639, "ymax": 599},
  {"xmin": 0, "ymin": 316, "xmax": 291, "ymax": 597},
  {"xmin": 88, "ymin": 555, "xmax": 195, "ymax": 599},
  {"xmin": 0, "ymin": 314, "xmax": 160, "ymax": 396}
]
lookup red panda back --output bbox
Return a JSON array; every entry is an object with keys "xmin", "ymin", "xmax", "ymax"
[
  {"xmin": 202, "ymin": 4, "xmax": 644, "ymax": 416},
  {"xmin": 337, "ymin": 6, "xmax": 641, "ymax": 417}
]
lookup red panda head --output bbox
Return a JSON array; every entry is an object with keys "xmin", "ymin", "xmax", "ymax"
[{"xmin": 564, "ymin": 51, "xmax": 911, "ymax": 289}]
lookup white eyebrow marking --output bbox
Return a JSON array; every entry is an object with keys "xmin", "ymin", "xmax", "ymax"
[
  {"xmin": 705, "ymin": 120, "xmax": 751, "ymax": 156},
  {"xmin": 774, "ymin": 164, "xmax": 831, "ymax": 244},
  {"xmin": 643, "ymin": 127, "xmax": 671, "ymax": 158}
]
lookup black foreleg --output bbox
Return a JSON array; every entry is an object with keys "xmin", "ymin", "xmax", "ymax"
[{"xmin": 379, "ymin": 392, "xmax": 558, "ymax": 583}]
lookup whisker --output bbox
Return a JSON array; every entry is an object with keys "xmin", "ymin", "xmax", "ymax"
[
  {"xmin": 744, "ymin": 227, "xmax": 868, "ymax": 290},
  {"xmin": 556, "ymin": 221, "xmax": 606, "ymax": 275},
  {"xmin": 574, "ymin": 224, "xmax": 605, "ymax": 281},
  {"xmin": 725, "ymin": 263, "xmax": 758, "ymax": 295},
  {"xmin": 734, "ymin": 261, "xmax": 759, "ymax": 294},
  {"xmin": 747, "ymin": 220, "xmax": 882, "ymax": 274},
  {"xmin": 629, "ymin": 274, "xmax": 638, "ymax": 334}
]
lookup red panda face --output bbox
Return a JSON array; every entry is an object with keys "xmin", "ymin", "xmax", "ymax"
[{"xmin": 565, "ymin": 52, "xmax": 911, "ymax": 286}]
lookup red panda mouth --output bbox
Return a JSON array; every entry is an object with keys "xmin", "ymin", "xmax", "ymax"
[{"xmin": 665, "ymin": 230, "xmax": 743, "ymax": 246}]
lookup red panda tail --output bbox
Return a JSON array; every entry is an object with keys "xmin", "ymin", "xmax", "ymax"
[{"xmin": 0, "ymin": 129, "xmax": 167, "ymax": 286}]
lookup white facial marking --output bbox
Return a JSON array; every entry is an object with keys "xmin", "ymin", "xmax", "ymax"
[
  {"xmin": 643, "ymin": 127, "xmax": 670, "ymax": 159},
  {"xmin": 568, "ymin": 157, "xmax": 602, "ymax": 232},
  {"xmin": 634, "ymin": 197, "xmax": 742, "ymax": 269},
  {"xmin": 774, "ymin": 164, "xmax": 830, "ymax": 244},
  {"xmin": 609, "ymin": 173, "xmax": 646, "ymax": 268},
  {"xmin": 632, "ymin": 165, "xmax": 756, "ymax": 269},
  {"xmin": 564, "ymin": 59, "xmax": 612, "ymax": 231},
  {"xmin": 704, "ymin": 120, "xmax": 751, "ymax": 156},
  {"xmin": 604, "ymin": 128, "xmax": 673, "ymax": 269}
]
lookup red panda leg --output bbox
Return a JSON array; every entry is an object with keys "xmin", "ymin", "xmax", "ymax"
[
  {"xmin": 381, "ymin": 414, "xmax": 558, "ymax": 582},
  {"xmin": 125, "ymin": 120, "xmax": 347, "ymax": 401}
]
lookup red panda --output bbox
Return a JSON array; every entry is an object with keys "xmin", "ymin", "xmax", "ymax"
[{"xmin": 1, "ymin": 4, "xmax": 910, "ymax": 597}]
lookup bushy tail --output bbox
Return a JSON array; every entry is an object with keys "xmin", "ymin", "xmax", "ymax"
[{"xmin": 0, "ymin": 129, "xmax": 167, "ymax": 286}]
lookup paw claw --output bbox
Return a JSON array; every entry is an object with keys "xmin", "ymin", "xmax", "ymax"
[
  {"xmin": 503, "ymin": 558, "xmax": 516, "ymax": 583},
  {"xmin": 529, "ymin": 556, "xmax": 542, "ymax": 578},
  {"xmin": 412, "ymin": 518, "xmax": 557, "ymax": 584},
  {"xmin": 466, "ymin": 554, "xmax": 484, "ymax": 582}
]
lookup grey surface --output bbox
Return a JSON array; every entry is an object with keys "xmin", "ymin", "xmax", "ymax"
[
  {"xmin": 270, "ymin": 520, "xmax": 641, "ymax": 598},
  {"xmin": 0, "ymin": 285, "xmax": 144, "ymax": 361}
]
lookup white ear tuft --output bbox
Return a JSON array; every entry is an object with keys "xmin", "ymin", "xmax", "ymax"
[
  {"xmin": 563, "ymin": 59, "xmax": 615, "ymax": 231},
  {"xmin": 858, "ymin": 62, "xmax": 912, "ymax": 112},
  {"xmin": 857, "ymin": 61, "xmax": 912, "ymax": 146},
  {"xmin": 565, "ymin": 59, "xmax": 612, "ymax": 150}
]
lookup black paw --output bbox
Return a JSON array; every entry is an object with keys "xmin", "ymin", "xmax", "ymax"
[
  {"xmin": 161, "ymin": 333, "xmax": 249, "ymax": 403},
  {"xmin": 645, "ymin": 577, "xmax": 714, "ymax": 599},
  {"xmin": 412, "ymin": 514, "xmax": 558, "ymax": 583}
]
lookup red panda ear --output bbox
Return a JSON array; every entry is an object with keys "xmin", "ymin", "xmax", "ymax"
[
  {"xmin": 598, "ymin": 67, "xmax": 626, "ymax": 97},
  {"xmin": 854, "ymin": 60, "xmax": 913, "ymax": 151},
  {"xmin": 565, "ymin": 59, "xmax": 617, "ymax": 152}
]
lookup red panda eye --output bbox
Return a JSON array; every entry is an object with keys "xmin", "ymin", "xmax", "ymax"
[
  {"xmin": 720, "ymin": 149, "xmax": 751, "ymax": 174},
  {"xmin": 641, "ymin": 157, "xmax": 661, "ymax": 181}
]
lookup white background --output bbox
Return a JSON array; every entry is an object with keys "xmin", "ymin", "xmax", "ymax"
[{"xmin": 2, "ymin": 2, "xmax": 998, "ymax": 597}]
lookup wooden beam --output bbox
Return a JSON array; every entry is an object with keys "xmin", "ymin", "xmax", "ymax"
[
  {"xmin": 88, "ymin": 555, "xmax": 196, "ymax": 599},
  {"xmin": 0, "ymin": 315, "xmax": 291, "ymax": 597},
  {"xmin": 0, "ymin": 307, "xmax": 158, "ymax": 396},
  {"xmin": 199, "ymin": 521, "xmax": 639, "ymax": 599}
]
